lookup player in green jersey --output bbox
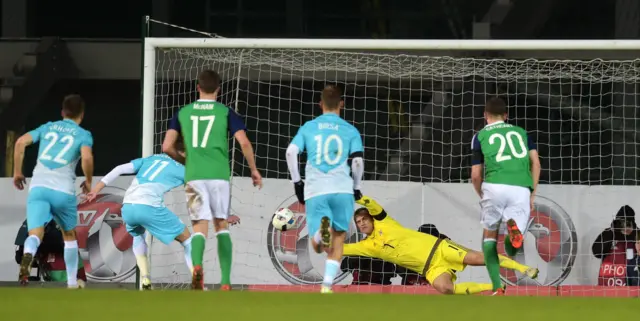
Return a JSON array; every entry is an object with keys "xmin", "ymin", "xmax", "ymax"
[
  {"xmin": 162, "ymin": 70, "xmax": 263, "ymax": 290},
  {"xmin": 470, "ymin": 97, "xmax": 541, "ymax": 295}
]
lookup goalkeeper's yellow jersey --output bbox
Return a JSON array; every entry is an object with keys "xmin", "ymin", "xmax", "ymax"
[{"xmin": 344, "ymin": 196, "xmax": 440, "ymax": 275}]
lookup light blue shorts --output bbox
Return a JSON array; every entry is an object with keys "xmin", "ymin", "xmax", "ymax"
[
  {"xmin": 122, "ymin": 203, "xmax": 185, "ymax": 245},
  {"xmin": 27, "ymin": 187, "xmax": 77, "ymax": 232},
  {"xmin": 305, "ymin": 193, "xmax": 355, "ymax": 237}
]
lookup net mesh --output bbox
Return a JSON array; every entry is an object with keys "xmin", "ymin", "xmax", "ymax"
[{"xmin": 147, "ymin": 30, "xmax": 640, "ymax": 295}]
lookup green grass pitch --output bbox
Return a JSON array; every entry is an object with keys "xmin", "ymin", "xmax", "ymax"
[{"xmin": 2, "ymin": 288, "xmax": 638, "ymax": 321}]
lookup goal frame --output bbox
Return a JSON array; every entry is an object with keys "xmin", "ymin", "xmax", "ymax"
[
  {"xmin": 141, "ymin": 37, "xmax": 640, "ymax": 158},
  {"xmin": 140, "ymin": 37, "xmax": 640, "ymax": 289}
]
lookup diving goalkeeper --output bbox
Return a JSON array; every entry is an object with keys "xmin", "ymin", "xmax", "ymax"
[{"xmin": 339, "ymin": 195, "xmax": 539, "ymax": 295}]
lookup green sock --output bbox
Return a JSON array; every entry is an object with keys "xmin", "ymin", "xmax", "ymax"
[
  {"xmin": 504, "ymin": 236, "xmax": 519, "ymax": 257},
  {"xmin": 217, "ymin": 232, "xmax": 233, "ymax": 285},
  {"xmin": 482, "ymin": 239, "xmax": 503, "ymax": 291},
  {"xmin": 191, "ymin": 234, "xmax": 206, "ymax": 267}
]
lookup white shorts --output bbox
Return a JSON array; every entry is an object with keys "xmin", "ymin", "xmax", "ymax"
[
  {"xmin": 185, "ymin": 179, "xmax": 230, "ymax": 221},
  {"xmin": 480, "ymin": 182, "xmax": 531, "ymax": 233}
]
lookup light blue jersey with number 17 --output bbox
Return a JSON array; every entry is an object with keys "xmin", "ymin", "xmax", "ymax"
[
  {"xmin": 291, "ymin": 113, "xmax": 363, "ymax": 200},
  {"xmin": 28, "ymin": 120, "xmax": 94, "ymax": 195},
  {"xmin": 123, "ymin": 154, "xmax": 185, "ymax": 208}
]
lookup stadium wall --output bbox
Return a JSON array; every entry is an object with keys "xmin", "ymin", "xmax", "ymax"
[{"xmin": 0, "ymin": 177, "xmax": 636, "ymax": 287}]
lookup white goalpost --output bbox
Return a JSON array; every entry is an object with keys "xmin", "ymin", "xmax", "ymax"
[{"xmin": 141, "ymin": 35, "xmax": 640, "ymax": 295}]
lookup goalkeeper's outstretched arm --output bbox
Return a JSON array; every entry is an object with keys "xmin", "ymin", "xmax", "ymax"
[{"xmin": 356, "ymin": 195, "xmax": 387, "ymax": 218}]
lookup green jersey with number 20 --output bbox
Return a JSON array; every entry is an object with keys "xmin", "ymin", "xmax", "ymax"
[
  {"xmin": 169, "ymin": 99, "xmax": 247, "ymax": 183},
  {"xmin": 471, "ymin": 121, "xmax": 535, "ymax": 190}
]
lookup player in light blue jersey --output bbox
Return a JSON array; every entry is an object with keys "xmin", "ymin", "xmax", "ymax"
[
  {"xmin": 85, "ymin": 142, "xmax": 193, "ymax": 290},
  {"xmin": 285, "ymin": 85, "xmax": 364, "ymax": 293},
  {"xmin": 13, "ymin": 95, "xmax": 94, "ymax": 288}
]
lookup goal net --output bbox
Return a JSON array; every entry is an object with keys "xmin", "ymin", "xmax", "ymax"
[{"xmin": 144, "ymin": 25, "xmax": 640, "ymax": 296}]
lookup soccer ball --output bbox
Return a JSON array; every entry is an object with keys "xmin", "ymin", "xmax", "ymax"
[{"xmin": 272, "ymin": 208, "xmax": 296, "ymax": 231}]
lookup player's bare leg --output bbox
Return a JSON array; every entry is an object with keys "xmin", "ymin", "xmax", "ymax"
[
  {"xmin": 214, "ymin": 218, "xmax": 232, "ymax": 291},
  {"xmin": 19, "ymin": 227, "xmax": 45, "ymax": 285},
  {"xmin": 431, "ymin": 272, "xmax": 492, "ymax": 295},
  {"xmin": 191, "ymin": 219, "xmax": 209, "ymax": 290},
  {"xmin": 462, "ymin": 250, "xmax": 538, "ymax": 280},
  {"xmin": 482, "ymin": 228, "xmax": 505, "ymax": 295}
]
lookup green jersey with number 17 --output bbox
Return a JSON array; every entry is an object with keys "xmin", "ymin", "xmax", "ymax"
[
  {"xmin": 471, "ymin": 121, "xmax": 535, "ymax": 190},
  {"xmin": 169, "ymin": 99, "xmax": 247, "ymax": 183}
]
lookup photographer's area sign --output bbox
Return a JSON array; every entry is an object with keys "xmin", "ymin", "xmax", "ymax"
[{"xmin": 0, "ymin": 177, "xmax": 638, "ymax": 287}]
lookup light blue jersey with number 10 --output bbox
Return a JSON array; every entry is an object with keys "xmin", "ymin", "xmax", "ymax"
[
  {"xmin": 28, "ymin": 119, "xmax": 94, "ymax": 195},
  {"xmin": 123, "ymin": 154, "xmax": 185, "ymax": 208},
  {"xmin": 291, "ymin": 113, "xmax": 363, "ymax": 200}
]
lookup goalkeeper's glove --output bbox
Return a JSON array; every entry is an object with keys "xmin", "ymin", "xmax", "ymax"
[
  {"xmin": 353, "ymin": 189, "xmax": 363, "ymax": 201},
  {"xmin": 294, "ymin": 181, "xmax": 305, "ymax": 204}
]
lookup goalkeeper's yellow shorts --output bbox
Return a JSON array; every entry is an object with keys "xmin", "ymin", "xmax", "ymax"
[{"xmin": 424, "ymin": 239, "xmax": 469, "ymax": 284}]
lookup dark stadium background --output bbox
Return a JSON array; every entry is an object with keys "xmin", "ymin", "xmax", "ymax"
[{"xmin": 0, "ymin": 0, "xmax": 631, "ymax": 185}]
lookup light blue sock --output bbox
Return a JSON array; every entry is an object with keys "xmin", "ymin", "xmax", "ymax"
[
  {"xmin": 64, "ymin": 241, "xmax": 79, "ymax": 286},
  {"xmin": 182, "ymin": 236, "xmax": 193, "ymax": 273},
  {"xmin": 322, "ymin": 259, "xmax": 340, "ymax": 288},
  {"xmin": 23, "ymin": 235, "xmax": 41, "ymax": 255}
]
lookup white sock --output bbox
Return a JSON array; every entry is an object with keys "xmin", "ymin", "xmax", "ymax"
[
  {"xmin": 132, "ymin": 235, "xmax": 149, "ymax": 278},
  {"xmin": 323, "ymin": 259, "xmax": 341, "ymax": 287},
  {"xmin": 182, "ymin": 236, "xmax": 194, "ymax": 274},
  {"xmin": 63, "ymin": 241, "xmax": 79, "ymax": 287},
  {"xmin": 313, "ymin": 231, "xmax": 322, "ymax": 245},
  {"xmin": 24, "ymin": 235, "xmax": 41, "ymax": 256}
]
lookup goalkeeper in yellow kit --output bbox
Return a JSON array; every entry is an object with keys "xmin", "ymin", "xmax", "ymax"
[{"xmin": 340, "ymin": 195, "xmax": 538, "ymax": 294}]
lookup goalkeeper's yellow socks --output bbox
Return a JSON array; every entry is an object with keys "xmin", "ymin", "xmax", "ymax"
[
  {"xmin": 191, "ymin": 232, "xmax": 206, "ymax": 267},
  {"xmin": 503, "ymin": 236, "xmax": 519, "ymax": 257},
  {"xmin": 498, "ymin": 254, "xmax": 528, "ymax": 274},
  {"xmin": 217, "ymin": 231, "xmax": 233, "ymax": 285},
  {"xmin": 482, "ymin": 238, "xmax": 503, "ymax": 291},
  {"xmin": 454, "ymin": 282, "xmax": 493, "ymax": 294},
  {"xmin": 132, "ymin": 235, "xmax": 150, "ymax": 278}
]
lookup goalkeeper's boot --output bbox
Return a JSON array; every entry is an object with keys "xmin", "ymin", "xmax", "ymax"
[
  {"xmin": 524, "ymin": 267, "xmax": 539, "ymax": 280},
  {"xmin": 491, "ymin": 284, "xmax": 506, "ymax": 296},
  {"xmin": 320, "ymin": 285, "xmax": 333, "ymax": 294},
  {"xmin": 192, "ymin": 265, "xmax": 204, "ymax": 290},
  {"xmin": 506, "ymin": 219, "xmax": 523, "ymax": 249},
  {"xmin": 320, "ymin": 216, "xmax": 331, "ymax": 248},
  {"xmin": 18, "ymin": 253, "xmax": 34, "ymax": 286},
  {"xmin": 141, "ymin": 277, "xmax": 153, "ymax": 291}
]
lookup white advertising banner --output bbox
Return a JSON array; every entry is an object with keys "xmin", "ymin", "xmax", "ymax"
[{"xmin": 0, "ymin": 177, "xmax": 637, "ymax": 287}]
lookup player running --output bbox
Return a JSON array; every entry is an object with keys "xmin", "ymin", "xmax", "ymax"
[
  {"xmin": 470, "ymin": 97, "xmax": 541, "ymax": 295},
  {"xmin": 13, "ymin": 95, "xmax": 94, "ymax": 288},
  {"xmin": 162, "ymin": 70, "xmax": 262, "ymax": 290},
  {"xmin": 84, "ymin": 143, "xmax": 192, "ymax": 290},
  {"xmin": 339, "ymin": 195, "xmax": 539, "ymax": 295},
  {"xmin": 285, "ymin": 85, "xmax": 364, "ymax": 294}
]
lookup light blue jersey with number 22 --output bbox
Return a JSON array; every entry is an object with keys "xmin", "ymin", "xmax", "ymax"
[
  {"xmin": 291, "ymin": 113, "xmax": 363, "ymax": 200},
  {"xmin": 28, "ymin": 119, "xmax": 93, "ymax": 195}
]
